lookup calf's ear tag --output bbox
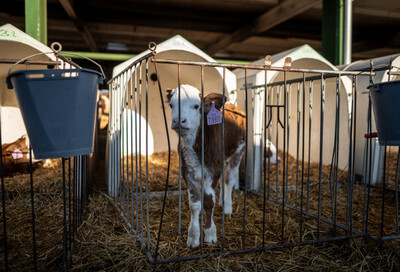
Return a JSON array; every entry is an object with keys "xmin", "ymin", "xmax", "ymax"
[
  {"xmin": 12, "ymin": 148, "xmax": 23, "ymax": 160},
  {"xmin": 207, "ymin": 101, "xmax": 222, "ymax": 125}
]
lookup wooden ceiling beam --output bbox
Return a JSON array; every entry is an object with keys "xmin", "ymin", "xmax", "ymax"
[
  {"xmin": 208, "ymin": 0, "xmax": 321, "ymax": 53},
  {"xmin": 58, "ymin": 0, "xmax": 98, "ymax": 52},
  {"xmin": 352, "ymin": 32, "xmax": 400, "ymax": 54},
  {"xmin": 205, "ymin": 0, "xmax": 321, "ymax": 54}
]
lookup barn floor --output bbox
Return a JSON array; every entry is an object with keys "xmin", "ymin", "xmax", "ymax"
[
  {"xmin": 2, "ymin": 150, "xmax": 400, "ymax": 271},
  {"xmin": 70, "ymin": 150, "xmax": 400, "ymax": 271},
  {"xmin": 69, "ymin": 191, "xmax": 400, "ymax": 272},
  {"xmin": 0, "ymin": 159, "xmax": 66, "ymax": 271}
]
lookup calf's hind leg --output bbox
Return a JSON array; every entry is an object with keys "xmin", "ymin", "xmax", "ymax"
[{"xmin": 220, "ymin": 142, "xmax": 245, "ymax": 215}]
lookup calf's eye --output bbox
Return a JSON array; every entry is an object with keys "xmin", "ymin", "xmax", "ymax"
[{"xmin": 194, "ymin": 105, "xmax": 199, "ymax": 110}]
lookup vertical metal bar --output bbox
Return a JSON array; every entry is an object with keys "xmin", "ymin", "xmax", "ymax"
[
  {"xmin": 0, "ymin": 111, "xmax": 9, "ymax": 271},
  {"xmin": 221, "ymin": 67, "xmax": 226, "ymax": 250},
  {"xmin": 121, "ymin": 72, "xmax": 126, "ymax": 219},
  {"xmin": 243, "ymin": 68, "xmax": 249, "ymax": 248},
  {"xmin": 125, "ymin": 71, "xmax": 130, "ymax": 223},
  {"xmin": 68, "ymin": 157, "xmax": 72, "ymax": 254},
  {"xmin": 317, "ymin": 74, "xmax": 326, "ymax": 239},
  {"xmin": 134, "ymin": 65, "xmax": 139, "ymax": 233},
  {"xmin": 119, "ymin": 76, "xmax": 123, "ymax": 210},
  {"xmin": 29, "ymin": 146, "xmax": 38, "ymax": 271},
  {"xmin": 112, "ymin": 82, "xmax": 116, "ymax": 202},
  {"xmin": 153, "ymin": 56, "xmax": 173, "ymax": 262},
  {"xmin": 395, "ymin": 148, "xmax": 400, "ymax": 236},
  {"xmin": 346, "ymin": 75, "xmax": 355, "ymax": 231},
  {"xmin": 330, "ymin": 75, "xmax": 341, "ymax": 234},
  {"xmin": 335, "ymin": 76, "xmax": 341, "ymax": 233},
  {"xmin": 177, "ymin": 66, "xmax": 183, "ymax": 255},
  {"xmin": 138, "ymin": 61, "xmax": 144, "ymax": 243},
  {"xmin": 364, "ymin": 95, "xmax": 373, "ymax": 234},
  {"xmin": 130, "ymin": 68, "xmax": 135, "ymax": 231},
  {"xmin": 79, "ymin": 156, "xmax": 84, "ymax": 225},
  {"xmin": 349, "ymin": 75, "xmax": 357, "ymax": 233},
  {"xmin": 145, "ymin": 59, "xmax": 151, "ymax": 252},
  {"xmin": 285, "ymin": 84, "xmax": 291, "ymax": 204},
  {"xmin": 262, "ymin": 68, "xmax": 268, "ymax": 247},
  {"xmin": 72, "ymin": 157, "xmax": 77, "ymax": 242},
  {"xmin": 281, "ymin": 70, "xmax": 288, "ymax": 244},
  {"xmin": 300, "ymin": 73, "xmax": 306, "ymax": 242},
  {"xmin": 306, "ymin": 80, "xmax": 313, "ymax": 211},
  {"xmin": 107, "ymin": 83, "xmax": 112, "ymax": 197},
  {"xmin": 276, "ymin": 85, "xmax": 281, "ymax": 200},
  {"xmin": 343, "ymin": 0, "xmax": 353, "ymax": 65},
  {"xmin": 295, "ymin": 82, "xmax": 301, "ymax": 207},
  {"xmin": 62, "ymin": 158, "xmax": 67, "ymax": 272},
  {"xmin": 381, "ymin": 147, "xmax": 387, "ymax": 239},
  {"xmin": 266, "ymin": 86, "xmax": 272, "ymax": 199}
]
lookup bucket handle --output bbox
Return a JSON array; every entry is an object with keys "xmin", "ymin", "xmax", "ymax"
[{"xmin": 7, "ymin": 42, "xmax": 106, "ymax": 81}]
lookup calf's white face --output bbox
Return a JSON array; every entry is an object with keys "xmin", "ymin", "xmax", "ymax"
[{"xmin": 168, "ymin": 85, "xmax": 202, "ymax": 136}]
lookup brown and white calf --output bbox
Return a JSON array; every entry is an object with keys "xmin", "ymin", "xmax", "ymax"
[
  {"xmin": 167, "ymin": 84, "xmax": 280, "ymax": 248},
  {"xmin": 1, "ymin": 135, "xmax": 46, "ymax": 176}
]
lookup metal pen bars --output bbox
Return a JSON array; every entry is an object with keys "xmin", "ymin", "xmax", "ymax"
[
  {"xmin": 0, "ymin": 58, "xmax": 91, "ymax": 272},
  {"xmin": 107, "ymin": 53, "xmax": 400, "ymax": 266}
]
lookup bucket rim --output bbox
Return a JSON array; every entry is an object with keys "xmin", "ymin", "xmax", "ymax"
[
  {"xmin": 6, "ymin": 68, "xmax": 103, "ymax": 89},
  {"xmin": 368, "ymin": 79, "xmax": 400, "ymax": 89}
]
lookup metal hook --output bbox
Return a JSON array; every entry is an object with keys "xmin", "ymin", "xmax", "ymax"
[
  {"xmin": 51, "ymin": 42, "xmax": 62, "ymax": 54},
  {"xmin": 148, "ymin": 41, "xmax": 157, "ymax": 56}
]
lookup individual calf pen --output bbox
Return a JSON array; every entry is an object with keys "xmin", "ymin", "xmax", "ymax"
[{"xmin": 107, "ymin": 46, "xmax": 400, "ymax": 267}]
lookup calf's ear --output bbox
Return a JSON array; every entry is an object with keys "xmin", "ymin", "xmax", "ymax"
[
  {"xmin": 203, "ymin": 93, "xmax": 227, "ymax": 113},
  {"xmin": 166, "ymin": 88, "xmax": 172, "ymax": 102}
]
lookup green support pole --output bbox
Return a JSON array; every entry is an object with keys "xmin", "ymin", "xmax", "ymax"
[
  {"xmin": 322, "ymin": 0, "xmax": 343, "ymax": 66},
  {"xmin": 25, "ymin": 0, "xmax": 47, "ymax": 45}
]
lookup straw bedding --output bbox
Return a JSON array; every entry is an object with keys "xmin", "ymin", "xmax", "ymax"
[
  {"xmin": 1, "ymin": 149, "xmax": 400, "ymax": 271},
  {"xmin": 72, "ymin": 149, "xmax": 400, "ymax": 271},
  {"xmin": 0, "ymin": 159, "xmax": 66, "ymax": 271}
]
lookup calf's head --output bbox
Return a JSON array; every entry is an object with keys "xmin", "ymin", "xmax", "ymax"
[{"xmin": 166, "ymin": 85, "xmax": 202, "ymax": 136}]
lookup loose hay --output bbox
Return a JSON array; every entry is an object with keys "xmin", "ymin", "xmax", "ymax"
[
  {"xmin": 70, "ymin": 150, "xmax": 400, "ymax": 271},
  {"xmin": 2, "ymin": 149, "xmax": 400, "ymax": 271},
  {"xmin": 70, "ymin": 190, "xmax": 400, "ymax": 271},
  {"xmin": 0, "ymin": 159, "xmax": 67, "ymax": 271}
]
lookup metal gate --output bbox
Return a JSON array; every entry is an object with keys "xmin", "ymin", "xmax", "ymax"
[{"xmin": 107, "ymin": 43, "xmax": 400, "ymax": 266}]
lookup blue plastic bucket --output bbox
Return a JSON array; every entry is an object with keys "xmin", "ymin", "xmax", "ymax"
[
  {"xmin": 6, "ymin": 68, "xmax": 103, "ymax": 159},
  {"xmin": 369, "ymin": 80, "xmax": 400, "ymax": 146}
]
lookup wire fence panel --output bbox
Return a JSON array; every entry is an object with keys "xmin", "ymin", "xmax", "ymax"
[{"xmin": 107, "ymin": 50, "xmax": 400, "ymax": 267}]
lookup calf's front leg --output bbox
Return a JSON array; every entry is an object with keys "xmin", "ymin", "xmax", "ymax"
[
  {"xmin": 186, "ymin": 178, "xmax": 202, "ymax": 248},
  {"xmin": 204, "ymin": 185, "xmax": 217, "ymax": 245},
  {"xmin": 187, "ymin": 199, "xmax": 201, "ymax": 248}
]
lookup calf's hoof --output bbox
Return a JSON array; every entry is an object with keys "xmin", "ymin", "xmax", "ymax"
[
  {"xmin": 204, "ymin": 224, "xmax": 217, "ymax": 245},
  {"xmin": 187, "ymin": 225, "xmax": 200, "ymax": 248}
]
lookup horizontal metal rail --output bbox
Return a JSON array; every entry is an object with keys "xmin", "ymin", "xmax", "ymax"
[
  {"xmin": 151, "ymin": 58, "xmax": 374, "ymax": 76},
  {"xmin": 108, "ymin": 51, "xmax": 154, "ymax": 84},
  {"xmin": 150, "ymin": 233, "xmax": 368, "ymax": 265}
]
